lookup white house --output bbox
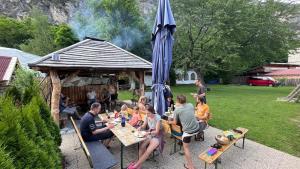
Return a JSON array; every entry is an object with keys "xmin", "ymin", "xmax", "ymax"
[
  {"xmin": 176, "ymin": 69, "xmax": 198, "ymax": 84},
  {"xmin": 288, "ymin": 48, "xmax": 300, "ymax": 65}
]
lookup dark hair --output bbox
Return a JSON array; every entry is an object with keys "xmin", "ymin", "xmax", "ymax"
[
  {"xmin": 145, "ymin": 104, "xmax": 155, "ymax": 114},
  {"xmin": 91, "ymin": 102, "xmax": 101, "ymax": 110},
  {"xmin": 114, "ymin": 106, "xmax": 121, "ymax": 112},
  {"xmin": 197, "ymin": 96, "xmax": 205, "ymax": 104},
  {"xmin": 176, "ymin": 94, "xmax": 187, "ymax": 104}
]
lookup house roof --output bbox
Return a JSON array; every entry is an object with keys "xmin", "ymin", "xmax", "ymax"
[
  {"xmin": 266, "ymin": 69, "xmax": 300, "ymax": 76},
  {"xmin": 0, "ymin": 56, "xmax": 18, "ymax": 82},
  {"xmin": 0, "ymin": 47, "xmax": 40, "ymax": 67},
  {"xmin": 29, "ymin": 38, "xmax": 152, "ymax": 72}
]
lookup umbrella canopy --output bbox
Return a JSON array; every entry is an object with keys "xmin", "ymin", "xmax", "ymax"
[{"xmin": 151, "ymin": 0, "xmax": 176, "ymax": 116}]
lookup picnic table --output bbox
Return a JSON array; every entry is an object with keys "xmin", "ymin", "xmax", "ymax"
[
  {"xmin": 199, "ymin": 127, "xmax": 249, "ymax": 169},
  {"xmin": 99, "ymin": 113, "xmax": 147, "ymax": 169}
]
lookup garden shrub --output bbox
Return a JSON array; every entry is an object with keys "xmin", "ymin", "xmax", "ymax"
[
  {"xmin": 0, "ymin": 144, "xmax": 15, "ymax": 169},
  {"xmin": 1, "ymin": 68, "xmax": 62, "ymax": 168}
]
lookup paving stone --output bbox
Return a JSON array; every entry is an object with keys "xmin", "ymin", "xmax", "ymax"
[{"xmin": 60, "ymin": 126, "xmax": 300, "ymax": 169}]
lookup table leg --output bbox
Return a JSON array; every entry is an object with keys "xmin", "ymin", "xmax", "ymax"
[
  {"xmin": 204, "ymin": 162, "xmax": 207, "ymax": 169},
  {"xmin": 121, "ymin": 143, "xmax": 124, "ymax": 169},
  {"xmin": 242, "ymin": 134, "xmax": 246, "ymax": 149},
  {"xmin": 138, "ymin": 143, "xmax": 140, "ymax": 160}
]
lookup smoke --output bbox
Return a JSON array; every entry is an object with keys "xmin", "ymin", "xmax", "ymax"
[
  {"xmin": 69, "ymin": 0, "xmax": 150, "ymax": 51},
  {"xmin": 69, "ymin": 0, "xmax": 106, "ymax": 40}
]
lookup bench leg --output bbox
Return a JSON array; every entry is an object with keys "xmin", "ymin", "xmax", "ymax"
[
  {"xmin": 234, "ymin": 134, "xmax": 246, "ymax": 149},
  {"xmin": 214, "ymin": 160, "xmax": 218, "ymax": 169},
  {"xmin": 204, "ymin": 162, "xmax": 207, "ymax": 169},
  {"xmin": 121, "ymin": 143, "xmax": 124, "ymax": 169}
]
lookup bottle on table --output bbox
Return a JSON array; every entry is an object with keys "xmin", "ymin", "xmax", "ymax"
[{"xmin": 121, "ymin": 115, "xmax": 126, "ymax": 127}]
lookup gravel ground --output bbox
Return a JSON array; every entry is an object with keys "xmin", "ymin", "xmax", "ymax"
[{"xmin": 60, "ymin": 126, "xmax": 300, "ymax": 169}]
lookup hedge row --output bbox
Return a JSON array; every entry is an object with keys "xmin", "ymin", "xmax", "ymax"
[{"xmin": 0, "ymin": 69, "xmax": 62, "ymax": 169}]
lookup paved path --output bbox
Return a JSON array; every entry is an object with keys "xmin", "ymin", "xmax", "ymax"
[{"xmin": 60, "ymin": 126, "xmax": 300, "ymax": 169}]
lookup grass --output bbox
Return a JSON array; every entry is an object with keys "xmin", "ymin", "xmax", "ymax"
[{"xmin": 119, "ymin": 85, "xmax": 300, "ymax": 157}]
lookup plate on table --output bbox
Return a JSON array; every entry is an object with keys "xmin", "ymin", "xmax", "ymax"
[
  {"xmin": 114, "ymin": 118, "xmax": 121, "ymax": 122},
  {"xmin": 134, "ymin": 131, "xmax": 147, "ymax": 138}
]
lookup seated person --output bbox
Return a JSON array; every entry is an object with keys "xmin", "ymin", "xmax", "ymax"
[
  {"xmin": 168, "ymin": 95, "xmax": 200, "ymax": 169},
  {"xmin": 120, "ymin": 104, "xmax": 128, "ymax": 117},
  {"xmin": 166, "ymin": 95, "xmax": 175, "ymax": 111},
  {"xmin": 128, "ymin": 106, "xmax": 142, "ymax": 127},
  {"xmin": 87, "ymin": 87, "xmax": 97, "ymax": 106},
  {"xmin": 195, "ymin": 96, "xmax": 210, "ymax": 124},
  {"xmin": 80, "ymin": 103, "xmax": 114, "ymax": 146},
  {"xmin": 195, "ymin": 96, "xmax": 210, "ymax": 141},
  {"xmin": 137, "ymin": 96, "xmax": 147, "ymax": 112},
  {"xmin": 128, "ymin": 105, "xmax": 164, "ymax": 169},
  {"xmin": 100, "ymin": 88, "xmax": 111, "ymax": 112},
  {"xmin": 59, "ymin": 93, "xmax": 81, "ymax": 120}
]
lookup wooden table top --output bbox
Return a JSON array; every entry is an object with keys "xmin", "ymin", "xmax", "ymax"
[
  {"xmin": 199, "ymin": 127, "xmax": 249, "ymax": 164},
  {"xmin": 98, "ymin": 113, "xmax": 146, "ymax": 147}
]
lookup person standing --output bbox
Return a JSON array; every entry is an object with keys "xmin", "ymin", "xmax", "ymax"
[
  {"xmin": 169, "ymin": 95, "xmax": 200, "ymax": 169},
  {"xmin": 192, "ymin": 79, "xmax": 206, "ymax": 104},
  {"xmin": 87, "ymin": 87, "xmax": 97, "ymax": 106}
]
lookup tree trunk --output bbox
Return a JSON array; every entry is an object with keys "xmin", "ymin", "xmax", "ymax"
[{"xmin": 50, "ymin": 70, "xmax": 61, "ymax": 125}]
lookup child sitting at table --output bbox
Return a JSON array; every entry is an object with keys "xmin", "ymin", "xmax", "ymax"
[
  {"xmin": 128, "ymin": 106, "xmax": 142, "ymax": 127},
  {"xmin": 120, "ymin": 104, "xmax": 128, "ymax": 117}
]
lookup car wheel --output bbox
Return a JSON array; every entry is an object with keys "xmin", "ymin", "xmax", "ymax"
[
  {"xmin": 249, "ymin": 83, "xmax": 253, "ymax": 86},
  {"xmin": 269, "ymin": 84, "xmax": 273, "ymax": 87}
]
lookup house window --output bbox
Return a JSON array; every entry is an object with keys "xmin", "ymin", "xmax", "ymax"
[
  {"xmin": 184, "ymin": 73, "xmax": 189, "ymax": 81},
  {"xmin": 191, "ymin": 73, "xmax": 196, "ymax": 80}
]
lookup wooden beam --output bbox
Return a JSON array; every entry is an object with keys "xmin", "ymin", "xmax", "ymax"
[
  {"xmin": 50, "ymin": 70, "xmax": 61, "ymax": 125},
  {"xmin": 139, "ymin": 71, "xmax": 145, "ymax": 96},
  {"xmin": 61, "ymin": 70, "xmax": 80, "ymax": 85}
]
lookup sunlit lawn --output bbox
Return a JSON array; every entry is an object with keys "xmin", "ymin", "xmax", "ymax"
[{"xmin": 119, "ymin": 85, "xmax": 300, "ymax": 157}]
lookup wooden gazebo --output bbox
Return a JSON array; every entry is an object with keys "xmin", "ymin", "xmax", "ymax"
[{"xmin": 29, "ymin": 37, "xmax": 152, "ymax": 124}]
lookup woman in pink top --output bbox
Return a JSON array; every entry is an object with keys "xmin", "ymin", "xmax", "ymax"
[{"xmin": 128, "ymin": 106, "xmax": 142, "ymax": 127}]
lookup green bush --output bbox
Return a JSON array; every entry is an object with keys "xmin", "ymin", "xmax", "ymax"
[
  {"xmin": 2, "ymin": 68, "xmax": 62, "ymax": 168},
  {"xmin": 0, "ymin": 144, "xmax": 15, "ymax": 169}
]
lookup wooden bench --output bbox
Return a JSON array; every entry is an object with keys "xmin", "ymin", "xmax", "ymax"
[
  {"xmin": 70, "ymin": 117, "xmax": 118, "ymax": 169},
  {"xmin": 199, "ymin": 127, "xmax": 249, "ymax": 169}
]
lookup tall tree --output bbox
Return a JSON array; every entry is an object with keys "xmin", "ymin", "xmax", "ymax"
[
  {"xmin": 20, "ymin": 8, "xmax": 57, "ymax": 56},
  {"xmin": 172, "ymin": 0, "xmax": 300, "ymax": 82},
  {"xmin": 52, "ymin": 24, "xmax": 79, "ymax": 48},
  {"xmin": 0, "ymin": 16, "xmax": 32, "ymax": 49}
]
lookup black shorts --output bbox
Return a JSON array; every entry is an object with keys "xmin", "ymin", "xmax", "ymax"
[{"xmin": 183, "ymin": 136, "xmax": 192, "ymax": 143}]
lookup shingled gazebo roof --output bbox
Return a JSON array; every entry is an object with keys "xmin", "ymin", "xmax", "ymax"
[{"xmin": 29, "ymin": 37, "xmax": 152, "ymax": 72}]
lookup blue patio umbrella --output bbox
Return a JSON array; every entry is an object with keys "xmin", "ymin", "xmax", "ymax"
[{"xmin": 151, "ymin": 0, "xmax": 176, "ymax": 116}]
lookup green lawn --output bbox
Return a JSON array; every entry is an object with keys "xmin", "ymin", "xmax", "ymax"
[{"xmin": 119, "ymin": 85, "xmax": 300, "ymax": 157}]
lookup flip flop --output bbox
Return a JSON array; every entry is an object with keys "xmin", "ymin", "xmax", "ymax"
[
  {"xmin": 183, "ymin": 164, "xmax": 190, "ymax": 169},
  {"xmin": 127, "ymin": 162, "xmax": 137, "ymax": 169}
]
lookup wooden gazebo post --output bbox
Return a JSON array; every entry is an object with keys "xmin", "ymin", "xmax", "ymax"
[
  {"xmin": 50, "ymin": 70, "xmax": 61, "ymax": 125},
  {"xmin": 139, "ymin": 71, "xmax": 145, "ymax": 96}
]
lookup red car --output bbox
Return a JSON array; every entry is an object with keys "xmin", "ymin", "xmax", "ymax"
[{"xmin": 247, "ymin": 76, "xmax": 279, "ymax": 87}]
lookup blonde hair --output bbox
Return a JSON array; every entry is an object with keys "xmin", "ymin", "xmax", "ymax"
[
  {"xmin": 121, "ymin": 104, "xmax": 128, "ymax": 111},
  {"xmin": 138, "ymin": 96, "xmax": 147, "ymax": 103}
]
